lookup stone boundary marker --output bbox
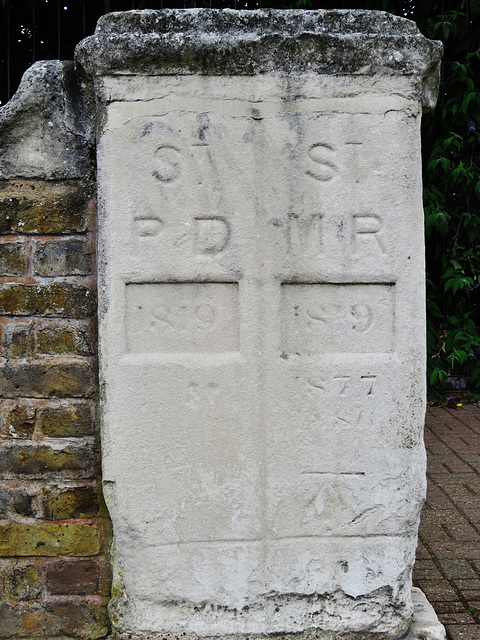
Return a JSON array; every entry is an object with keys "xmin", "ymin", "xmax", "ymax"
[
  {"xmin": 0, "ymin": 8, "xmax": 444, "ymax": 640},
  {"xmin": 75, "ymin": 8, "xmax": 443, "ymax": 640}
]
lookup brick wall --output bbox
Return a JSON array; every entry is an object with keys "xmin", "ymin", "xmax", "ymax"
[{"xmin": 0, "ymin": 179, "xmax": 111, "ymax": 638}]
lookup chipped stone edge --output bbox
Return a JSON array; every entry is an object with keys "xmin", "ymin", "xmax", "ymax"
[{"xmin": 104, "ymin": 589, "xmax": 445, "ymax": 640}]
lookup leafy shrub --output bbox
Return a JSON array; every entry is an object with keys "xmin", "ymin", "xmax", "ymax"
[{"xmin": 420, "ymin": 1, "xmax": 480, "ymax": 399}]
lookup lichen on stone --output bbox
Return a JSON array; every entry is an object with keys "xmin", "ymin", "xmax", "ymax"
[{"xmin": 75, "ymin": 9, "xmax": 442, "ymax": 111}]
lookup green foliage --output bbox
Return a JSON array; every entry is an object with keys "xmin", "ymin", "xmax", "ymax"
[{"xmin": 421, "ymin": 0, "xmax": 480, "ymax": 399}]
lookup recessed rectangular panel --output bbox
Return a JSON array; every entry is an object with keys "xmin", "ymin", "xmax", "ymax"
[
  {"xmin": 281, "ymin": 283, "xmax": 394, "ymax": 354},
  {"xmin": 126, "ymin": 282, "xmax": 239, "ymax": 353}
]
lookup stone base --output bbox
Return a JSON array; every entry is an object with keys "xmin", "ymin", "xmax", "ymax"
[
  {"xmin": 109, "ymin": 588, "xmax": 445, "ymax": 640},
  {"xmin": 403, "ymin": 587, "xmax": 446, "ymax": 640}
]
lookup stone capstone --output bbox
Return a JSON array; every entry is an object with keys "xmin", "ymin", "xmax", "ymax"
[{"xmin": 75, "ymin": 9, "xmax": 442, "ymax": 111}]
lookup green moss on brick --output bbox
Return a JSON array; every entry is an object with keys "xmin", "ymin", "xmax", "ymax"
[
  {"xmin": 12, "ymin": 491, "xmax": 35, "ymax": 517},
  {"xmin": 0, "ymin": 523, "xmax": 101, "ymax": 557},
  {"xmin": 3, "ymin": 323, "xmax": 34, "ymax": 358},
  {"xmin": 0, "ymin": 601, "xmax": 109, "ymax": 637},
  {"xmin": 11, "ymin": 566, "xmax": 41, "ymax": 600},
  {"xmin": 0, "ymin": 444, "xmax": 94, "ymax": 477},
  {"xmin": 39, "ymin": 403, "xmax": 94, "ymax": 437},
  {"xmin": 4, "ymin": 405, "xmax": 36, "ymax": 439},
  {"xmin": 0, "ymin": 243, "xmax": 28, "ymax": 277},
  {"xmin": 0, "ymin": 491, "xmax": 8, "ymax": 517},
  {"xmin": 0, "ymin": 180, "xmax": 90, "ymax": 235},
  {"xmin": 36, "ymin": 325, "xmax": 92, "ymax": 356},
  {"xmin": 43, "ymin": 486, "xmax": 100, "ymax": 519},
  {"xmin": 0, "ymin": 283, "xmax": 96, "ymax": 318},
  {"xmin": 33, "ymin": 239, "xmax": 93, "ymax": 276},
  {"xmin": 0, "ymin": 361, "xmax": 95, "ymax": 398}
]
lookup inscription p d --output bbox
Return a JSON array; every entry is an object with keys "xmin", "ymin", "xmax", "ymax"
[{"xmin": 195, "ymin": 217, "xmax": 230, "ymax": 254}]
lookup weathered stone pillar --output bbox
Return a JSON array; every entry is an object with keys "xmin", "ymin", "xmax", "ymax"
[{"xmin": 75, "ymin": 10, "xmax": 442, "ymax": 639}]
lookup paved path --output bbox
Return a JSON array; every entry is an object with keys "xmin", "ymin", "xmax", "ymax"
[{"xmin": 414, "ymin": 405, "xmax": 480, "ymax": 639}]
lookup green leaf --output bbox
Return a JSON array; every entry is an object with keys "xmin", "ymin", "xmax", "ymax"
[{"xmin": 430, "ymin": 367, "xmax": 448, "ymax": 386}]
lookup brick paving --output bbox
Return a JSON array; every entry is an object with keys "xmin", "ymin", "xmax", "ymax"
[{"xmin": 414, "ymin": 404, "xmax": 480, "ymax": 639}]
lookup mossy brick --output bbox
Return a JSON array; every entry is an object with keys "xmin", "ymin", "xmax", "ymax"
[
  {"xmin": 46, "ymin": 559, "xmax": 100, "ymax": 595},
  {"xmin": 43, "ymin": 486, "xmax": 100, "ymax": 519},
  {"xmin": 0, "ymin": 523, "xmax": 101, "ymax": 556},
  {"xmin": 11, "ymin": 565, "xmax": 41, "ymax": 600},
  {"xmin": 33, "ymin": 238, "xmax": 93, "ymax": 276},
  {"xmin": 0, "ymin": 444, "xmax": 94, "ymax": 477},
  {"xmin": 3, "ymin": 323, "xmax": 34, "ymax": 358},
  {"xmin": 0, "ymin": 243, "xmax": 28, "ymax": 276},
  {"xmin": 36, "ymin": 324, "xmax": 93, "ymax": 356},
  {"xmin": 0, "ymin": 283, "xmax": 96, "ymax": 318},
  {"xmin": 13, "ymin": 491, "xmax": 34, "ymax": 517},
  {"xmin": 0, "ymin": 180, "xmax": 90, "ymax": 235},
  {"xmin": 0, "ymin": 361, "xmax": 95, "ymax": 398},
  {"xmin": 39, "ymin": 402, "xmax": 94, "ymax": 437},
  {"xmin": 0, "ymin": 490, "xmax": 8, "ymax": 517},
  {"xmin": 0, "ymin": 601, "xmax": 109, "ymax": 638},
  {"xmin": 4, "ymin": 404, "xmax": 36, "ymax": 438}
]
